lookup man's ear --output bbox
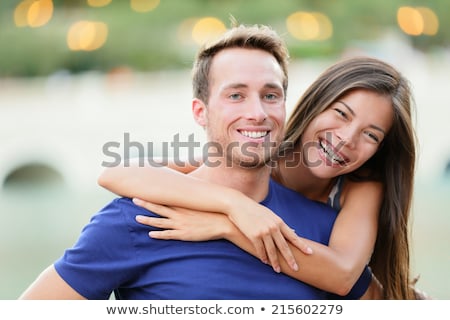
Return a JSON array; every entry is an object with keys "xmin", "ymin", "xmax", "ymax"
[{"xmin": 192, "ymin": 98, "xmax": 207, "ymax": 127}]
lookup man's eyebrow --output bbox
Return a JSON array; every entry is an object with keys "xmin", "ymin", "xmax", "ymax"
[
  {"xmin": 224, "ymin": 83, "xmax": 283, "ymax": 89},
  {"xmin": 225, "ymin": 83, "xmax": 247, "ymax": 89},
  {"xmin": 264, "ymin": 83, "xmax": 284, "ymax": 90},
  {"xmin": 337, "ymin": 100, "xmax": 387, "ymax": 135}
]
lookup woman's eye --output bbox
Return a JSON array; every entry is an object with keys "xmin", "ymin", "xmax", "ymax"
[
  {"xmin": 365, "ymin": 131, "xmax": 380, "ymax": 143},
  {"xmin": 334, "ymin": 108, "xmax": 347, "ymax": 118}
]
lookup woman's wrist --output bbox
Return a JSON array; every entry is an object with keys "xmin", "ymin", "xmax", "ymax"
[
  {"xmin": 219, "ymin": 187, "xmax": 247, "ymax": 217},
  {"xmin": 220, "ymin": 218, "xmax": 240, "ymax": 241}
]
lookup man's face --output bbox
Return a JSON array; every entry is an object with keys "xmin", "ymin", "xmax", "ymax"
[{"xmin": 194, "ymin": 48, "xmax": 286, "ymax": 168}]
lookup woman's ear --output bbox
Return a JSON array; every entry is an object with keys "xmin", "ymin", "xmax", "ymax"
[{"xmin": 192, "ymin": 98, "xmax": 207, "ymax": 127}]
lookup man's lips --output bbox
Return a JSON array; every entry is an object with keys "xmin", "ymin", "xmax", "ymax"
[{"xmin": 238, "ymin": 130, "xmax": 269, "ymax": 139}]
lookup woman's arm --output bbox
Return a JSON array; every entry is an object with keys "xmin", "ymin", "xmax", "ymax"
[
  {"xmin": 278, "ymin": 180, "xmax": 380, "ymax": 295},
  {"xmin": 324, "ymin": 180, "xmax": 381, "ymax": 291},
  {"xmin": 98, "ymin": 160, "xmax": 312, "ymax": 272},
  {"xmin": 99, "ymin": 159, "xmax": 380, "ymax": 295},
  {"xmin": 132, "ymin": 180, "xmax": 381, "ymax": 296}
]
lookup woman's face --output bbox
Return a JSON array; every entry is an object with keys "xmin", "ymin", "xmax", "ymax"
[{"xmin": 301, "ymin": 88, "xmax": 394, "ymax": 179}]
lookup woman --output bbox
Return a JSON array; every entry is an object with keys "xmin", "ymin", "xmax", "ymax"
[{"xmin": 99, "ymin": 56, "xmax": 418, "ymax": 299}]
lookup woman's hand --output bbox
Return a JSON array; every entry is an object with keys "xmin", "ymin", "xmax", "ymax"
[
  {"xmin": 133, "ymin": 198, "xmax": 233, "ymax": 241},
  {"xmin": 225, "ymin": 196, "xmax": 313, "ymax": 272},
  {"xmin": 99, "ymin": 161, "xmax": 311, "ymax": 273},
  {"xmin": 133, "ymin": 197, "xmax": 312, "ymax": 273}
]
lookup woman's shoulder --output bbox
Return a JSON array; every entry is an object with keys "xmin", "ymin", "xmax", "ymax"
[{"xmin": 340, "ymin": 177, "xmax": 383, "ymax": 207}]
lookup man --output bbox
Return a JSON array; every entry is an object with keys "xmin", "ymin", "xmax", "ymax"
[{"xmin": 19, "ymin": 24, "xmax": 372, "ymax": 299}]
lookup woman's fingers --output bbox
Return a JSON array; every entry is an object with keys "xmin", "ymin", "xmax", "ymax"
[
  {"xmin": 245, "ymin": 218, "xmax": 306, "ymax": 272},
  {"xmin": 133, "ymin": 198, "xmax": 177, "ymax": 229},
  {"xmin": 133, "ymin": 198, "xmax": 173, "ymax": 218},
  {"xmin": 261, "ymin": 234, "xmax": 280, "ymax": 273},
  {"xmin": 252, "ymin": 239, "xmax": 269, "ymax": 266},
  {"xmin": 271, "ymin": 230, "xmax": 298, "ymax": 272},
  {"xmin": 259, "ymin": 220, "xmax": 303, "ymax": 272},
  {"xmin": 133, "ymin": 197, "xmax": 311, "ymax": 273},
  {"xmin": 133, "ymin": 198, "xmax": 176, "ymax": 218},
  {"xmin": 136, "ymin": 215, "xmax": 171, "ymax": 229},
  {"xmin": 282, "ymin": 225, "xmax": 313, "ymax": 255},
  {"xmin": 149, "ymin": 229, "xmax": 180, "ymax": 240}
]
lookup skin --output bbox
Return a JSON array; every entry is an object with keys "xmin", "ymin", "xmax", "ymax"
[
  {"xmin": 188, "ymin": 47, "xmax": 286, "ymax": 198},
  {"xmin": 281, "ymin": 89, "xmax": 393, "ymax": 192},
  {"xmin": 19, "ymin": 47, "xmax": 293, "ymax": 300},
  {"xmin": 193, "ymin": 47, "xmax": 286, "ymax": 173},
  {"xmin": 19, "ymin": 265, "xmax": 85, "ymax": 300},
  {"xmin": 97, "ymin": 89, "xmax": 393, "ymax": 297},
  {"xmin": 133, "ymin": 198, "xmax": 383, "ymax": 299}
]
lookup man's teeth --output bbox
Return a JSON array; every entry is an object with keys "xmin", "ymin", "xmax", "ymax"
[
  {"xmin": 320, "ymin": 140, "xmax": 345, "ymax": 164},
  {"xmin": 241, "ymin": 131, "xmax": 268, "ymax": 138}
]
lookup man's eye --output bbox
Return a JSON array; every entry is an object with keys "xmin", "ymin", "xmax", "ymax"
[
  {"xmin": 265, "ymin": 93, "xmax": 278, "ymax": 100},
  {"xmin": 229, "ymin": 93, "xmax": 242, "ymax": 100}
]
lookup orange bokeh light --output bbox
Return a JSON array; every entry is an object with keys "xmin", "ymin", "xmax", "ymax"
[{"xmin": 67, "ymin": 21, "xmax": 108, "ymax": 51}]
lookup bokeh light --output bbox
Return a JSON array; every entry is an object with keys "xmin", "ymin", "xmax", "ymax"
[
  {"xmin": 87, "ymin": 0, "xmax": 112, "ymax": 8},
  {"xmin": 191, "ymin": 17, "xmax": 227, "ymax": 46},
  {"xmin": 14, "ymin": 0, "xmax": 54, "ymax": 28},
  {"xmin": 286, "ymin": 11, "xmax": 332, "ymax": 41},
  {"xmin": 398, "ymin": 7, "xmax": 424, "ymax": 36},
  {"xmin": 177, "ymin": 18, "xmax": 198, "ymax": 45},
  {"xmin": 13, "ymin": 0, "xmax": 32, "ymax": 27},
  {"xmin": 417, "ymin": 7, "xmax": 439, "ymax": 36},
  {"xmin": 130, "ymin": 0, "xmax": 160, "ymax": 13},
  {"xmin": 67, "ymin": 21, "xmax": 109, "ymax": 51},
  {"xmin": 397, "ymin": 6, "xmax": 439, "ymax": 36},
  {"xmin": 1, "ymin": 0, "xmax": 450, "ymax": 302}
]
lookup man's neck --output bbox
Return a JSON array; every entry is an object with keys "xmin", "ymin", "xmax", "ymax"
[{"xmin": 189, "ymin": 162, "xmax": 272, "ymax": 202}]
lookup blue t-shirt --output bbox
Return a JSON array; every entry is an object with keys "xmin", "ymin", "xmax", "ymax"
[{"xmin": 54, "ymin": 178, "xmax": 370, "ymax": 299}]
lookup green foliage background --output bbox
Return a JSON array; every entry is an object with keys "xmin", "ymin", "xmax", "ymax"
[{"xmin": 0, "ymin": 0, "xmax": 448, "ymax": 77}]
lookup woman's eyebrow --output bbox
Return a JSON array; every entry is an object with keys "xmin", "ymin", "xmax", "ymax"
[
  {"xmin": 337, "ymin": 100, "xmax": 355, "ymax": 116},
  {"xmin": 337, "ymin": 100, "xmax": 387, "ymax": 135}
]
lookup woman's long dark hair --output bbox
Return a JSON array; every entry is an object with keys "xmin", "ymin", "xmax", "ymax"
[{"xmin": 283, "ymin": 56, "xmax": 417, "ymax": 299}]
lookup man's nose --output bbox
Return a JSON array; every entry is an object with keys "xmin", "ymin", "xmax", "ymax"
[{"xmin": 244, "ymin": 97, "xmax": 268, "ymax": 122}]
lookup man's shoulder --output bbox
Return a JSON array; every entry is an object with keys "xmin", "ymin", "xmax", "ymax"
[
  {"xmin": 97, "ymin": 196, "xmax": 160, "ymax": 218},
  {"xmin": 97, "ymin": 196, "xmax": 134, "ymax": 213},
  {"xmin": 82, "ymin": 196, "xmax": 155, "ymax": 237}
]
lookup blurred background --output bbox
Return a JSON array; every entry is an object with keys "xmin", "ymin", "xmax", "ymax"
[{"xmin": 0, "ymin": 0, "xmax": 449, "ymax": 299}]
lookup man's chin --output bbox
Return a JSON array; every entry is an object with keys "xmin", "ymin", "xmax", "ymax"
[{"xmin": 237, "ymin": 156, "xmax": 274, "ymax": 169}]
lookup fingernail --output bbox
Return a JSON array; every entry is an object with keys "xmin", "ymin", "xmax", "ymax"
[
  {"xmin": 135, "ymin": 215, "xmax": 144, "ymax": 222},
  {"xmin": 292, "ymin": 263, "xmax": 298, "ymax": 271},
  {"xmin": 132, "ymin": 198, "xmax": 142, "ymax": 205},
  {"xmin": 306, "ymin": 247, "xmax": 313, "ymax": 254}
]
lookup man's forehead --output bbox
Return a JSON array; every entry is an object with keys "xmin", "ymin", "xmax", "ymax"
[
  {"xmin": 211, "ymin": 47, "xmax": 282, "ymax": 72},
  {"xmin": 209, "ymin": 49, "xmax": 284, "ymax": 88}
]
